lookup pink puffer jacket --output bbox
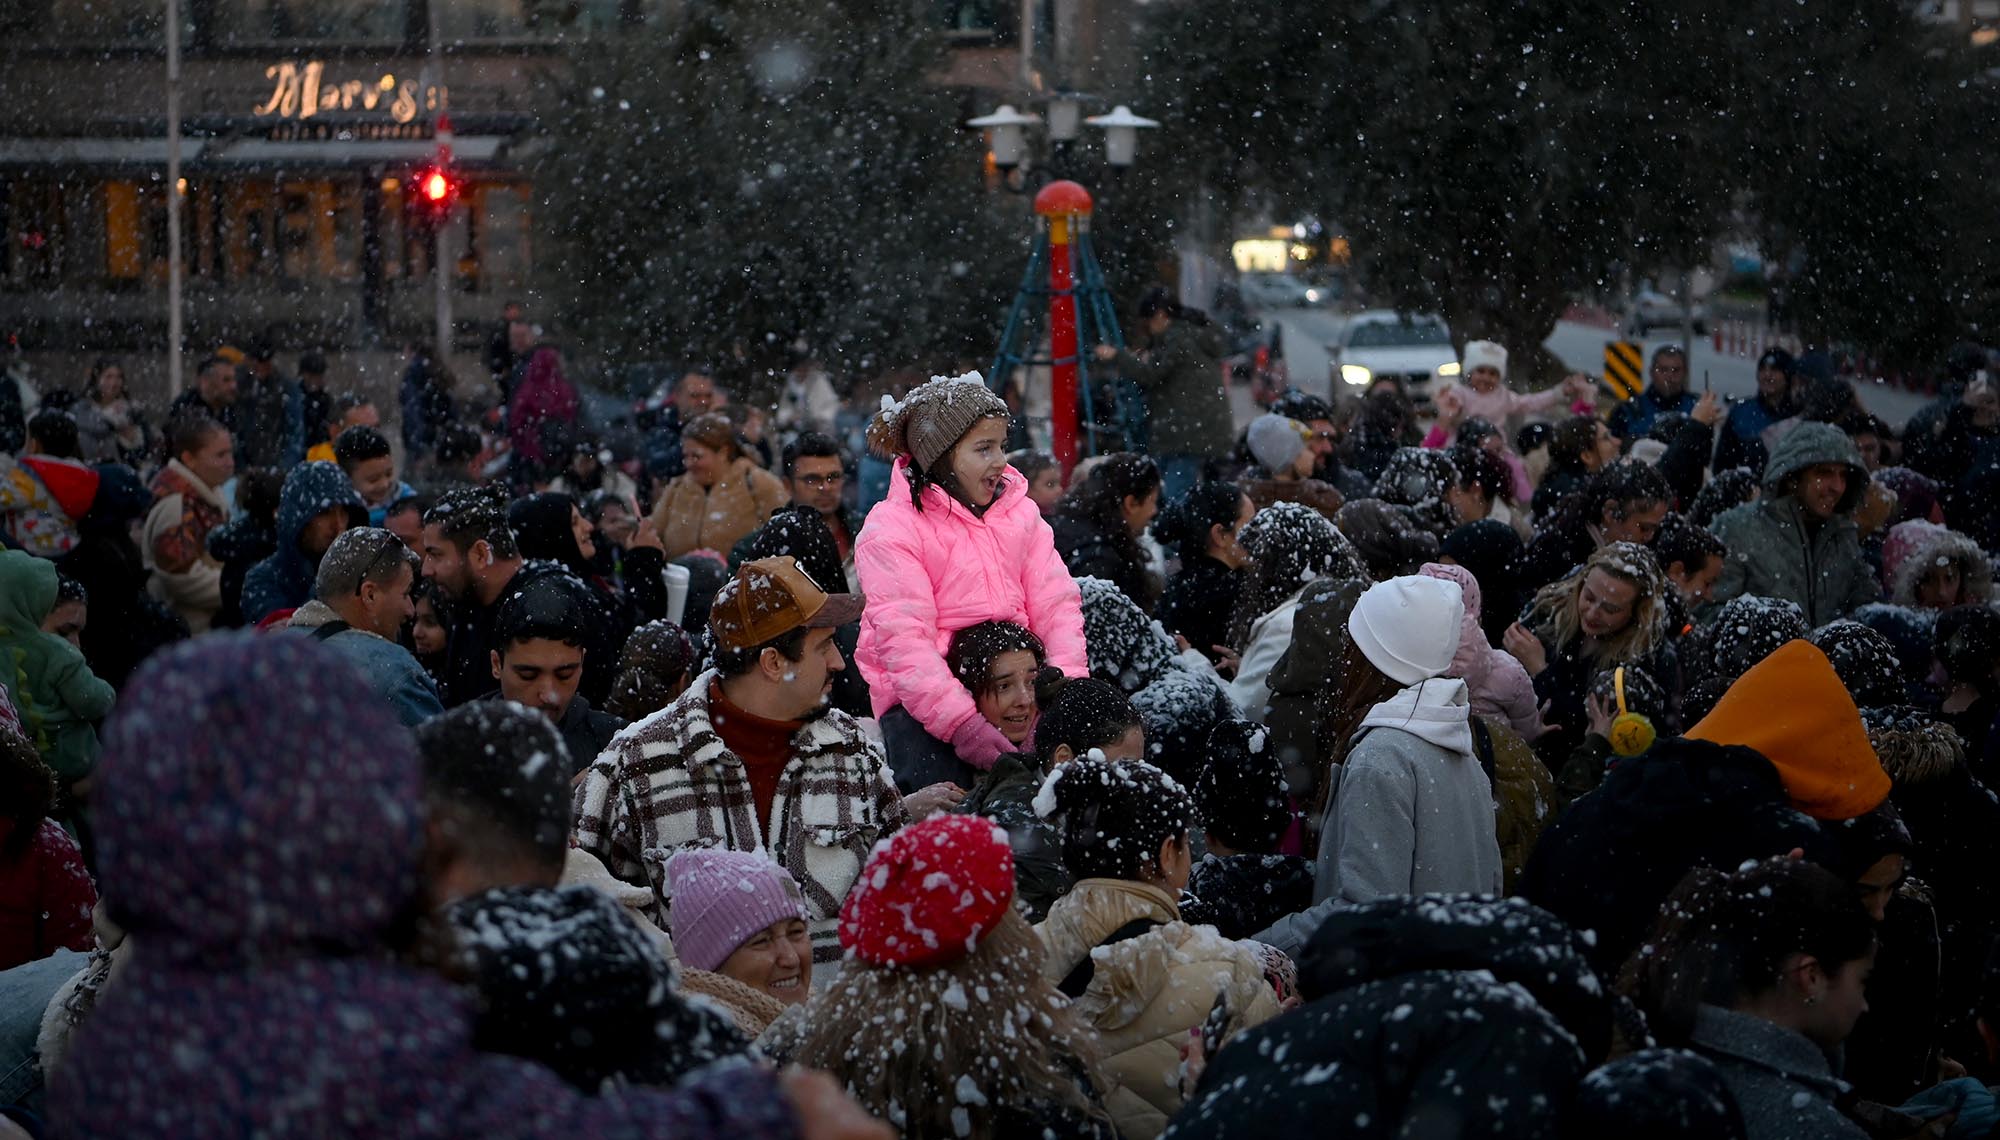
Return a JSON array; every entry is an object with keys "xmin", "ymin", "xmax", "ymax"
[
  {"xmin": 856, "ymin": 458, "xmax": 1088, "ymax": 754},
  {"xmin": 1419, "ymin": 562, "xmax": 1547, "ymax": 740}
]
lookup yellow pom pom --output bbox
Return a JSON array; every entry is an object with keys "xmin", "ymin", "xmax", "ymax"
[{"xmin": 1608, "ymin": 713, "xmax": 1656, "ymax": 758}]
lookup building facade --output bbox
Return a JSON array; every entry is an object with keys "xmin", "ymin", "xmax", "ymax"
[{"xmin": 0, "ymin": 0, "xmax": 1135, "ymax": 396}]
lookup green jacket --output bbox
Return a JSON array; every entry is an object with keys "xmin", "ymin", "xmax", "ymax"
[
  {"xmin": 1709, "ymin": 423, "xmax": 1878, "ymax": 628},
  {"xmin": 1113, "ymin": 320, "xmax": 1232, "ymax": 459},
  {"xmin": 0, "ymin": 550, "xmax": 114, "ymax": 782}
]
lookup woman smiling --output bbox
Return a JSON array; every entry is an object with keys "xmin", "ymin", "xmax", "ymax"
[{"xmin": 664, "ymin": 849, "xmax": 814, "ymax": 1037}]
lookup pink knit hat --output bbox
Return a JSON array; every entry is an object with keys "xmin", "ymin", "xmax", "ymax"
[{"xmin": 662, "ymin": 849, "xmax": 809, "ymax": 973}]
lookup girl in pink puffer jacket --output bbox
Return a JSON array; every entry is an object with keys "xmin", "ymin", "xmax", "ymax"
[
  {"xmin": 856, "ymin": 374, "xmax": 1088, "ymax": 792},
  {"xmin": 1419, "ymin": 562, "xmax": 1548, "ymax": 740}
]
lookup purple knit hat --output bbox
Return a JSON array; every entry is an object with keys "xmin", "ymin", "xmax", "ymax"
[
  {"xmin": 94, "ymin": 633, "xmax": 424, "ymax": 967},
  {"xmin": 663, "ymin": 849, "xmax": 810, "ymax": 973}
]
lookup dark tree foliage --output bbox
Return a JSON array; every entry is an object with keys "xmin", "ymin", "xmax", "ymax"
[
  {"xmin": 1137, "ymin": 0, "xmax": 2000, "ymax": 372},
  {"xmin": 534, "ymin": 0, "xmax": 1021, "ymax": 381}
]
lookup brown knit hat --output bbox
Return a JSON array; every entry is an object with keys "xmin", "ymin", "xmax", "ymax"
[
  {"xmin": 865, "ymin": 372, "xmax": 1010, "ymax": 472},
  {"xmin": 680, "ymin": 412, "xmax": 739, "ymax": 456}
]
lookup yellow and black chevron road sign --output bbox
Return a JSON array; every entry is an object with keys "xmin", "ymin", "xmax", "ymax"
[{"xmin": 1603, "ymin": 341, "xmax": 1643, "ymax": 400}]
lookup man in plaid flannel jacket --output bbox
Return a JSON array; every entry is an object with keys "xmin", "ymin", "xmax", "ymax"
[{"xmin": 572, "ymin": 556, "xmax": 912, "ymax": 965}]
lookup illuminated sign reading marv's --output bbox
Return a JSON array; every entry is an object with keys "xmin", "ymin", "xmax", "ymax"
[{"xmin": 254, "ymin": 62, "xmax": 448, "ymax": 124}]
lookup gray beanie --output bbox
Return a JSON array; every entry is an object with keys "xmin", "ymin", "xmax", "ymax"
[
  {"xmin": 1247, "ymin": 413, "xmax": 1308, "ymax": 475},
  {"xmin": 866, "ymin": 372, "xmax": 1010, "ymax": 472}
]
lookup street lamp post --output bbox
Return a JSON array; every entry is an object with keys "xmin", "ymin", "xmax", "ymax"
[{"xmin": 969, "ymin": 97, "xmax": 1159, "ymax": 471}]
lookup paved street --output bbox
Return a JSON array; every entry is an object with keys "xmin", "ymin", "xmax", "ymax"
[{"xmin": 1233, "ymin": 308, "xmax": 1933, "ymax": 433}]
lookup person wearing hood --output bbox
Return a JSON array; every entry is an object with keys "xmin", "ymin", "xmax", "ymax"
[
  {"xmin": 1519, "ymin": 639, "xmax": 1885, "ymax": 976},
  {"xmin": 854, "ymin": 372, "xmax": 1087, "ymax": 782},
  {"xmin": 238, "ymin": 460, "xmax": 367, "ymax": 625},
  {"xmin": 1033, "ymin": 755, "xmax": 1281, "ymax": 1138},
  {"xmin": 205, "ymin": 467, "xmax": 283, "ymax": 630},
  {"xmin": 1710, "ymin": 421, "xmax": 1879, "ymax": 627},
  {"xmin": 1238, "ymin": 413, "xmax": 1344, "ymax": 522},
  {"xmin": 506, "ymin": 341, "xmax": 580, "ymax": 488},
  {"xmin": 1879, "ymin": 519, "xmax": 1992, "ymax": 611},
  {"xmin": 0, "ymin": 551, "xmax": 115, "ymax": 793},
  {"xmin": 1308, "ymin": 575, "xmax": 1503, "ymax": 907},
  {"xmin": 1227, "ymin": 502, "xmax": 1369, "ymax": 722},
  {"xmin": 1418, "ymin": 561, "xmax": 1546, "ymax": 740},
  {"xmin": 50, "ymin": 633, "xmax": 883, "ymax": 1140},
  {"xmin": 1180, "ymin": 897, "xmax": 1615, "ymax": 1140},
  {"xmin": 142, "ymin": 413, "xmax": 234, "ymax": 633},
  {"xmin": 1076, "ymin": 575, "xmax": 1237, "ymax": 789},
  {"xmin": 285, "ymin": 528, "xmax": 443, "ymax": 727}
]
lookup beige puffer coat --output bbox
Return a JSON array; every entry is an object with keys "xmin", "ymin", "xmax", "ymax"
[
  {"xmin": 650, "ymin": 455, "xmax": 789, "ymax": 560},
  {"xmin": 1036, "ymin": 878, "xmax": 1281, "ymax": 1139}
]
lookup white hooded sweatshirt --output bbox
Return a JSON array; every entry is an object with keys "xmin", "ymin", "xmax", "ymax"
[{"xmin": 1313, "ymin": 677, "xmax": 1502, "ymax": 905}]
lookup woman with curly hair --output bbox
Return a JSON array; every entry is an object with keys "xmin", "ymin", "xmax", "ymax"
[
  {"xmin": 1505, "ymin": 541, "xmax": 1677, "ymax": 764},
  {"xmin": 779, "ymin": 813, "xmax": 1118, "ymax": 1139}
]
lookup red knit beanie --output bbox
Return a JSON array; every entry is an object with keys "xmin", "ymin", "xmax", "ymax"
[{"xmin": 839, "ymin": 814, "xmax": 1015, "ymax": 969}]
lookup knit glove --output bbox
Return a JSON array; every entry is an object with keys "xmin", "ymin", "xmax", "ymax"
[{"xmin": 949, "ymin": 716, "xmax": 1015, "ymax": 772}]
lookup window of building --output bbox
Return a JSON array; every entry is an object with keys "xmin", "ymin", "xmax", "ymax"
[
  {"xmin": 209, "ymin": 0, "xmax": 407, "ymax": 43},
  {"xmin": 933, "ymin": 0, "xmax": 1016, "ymax": 42}
]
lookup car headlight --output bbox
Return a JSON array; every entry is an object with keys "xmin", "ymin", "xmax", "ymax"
[
  {"xmin": 1436, "ymin": 361, "xmax": 1461, "ymax": 377},
  {"xmin": 1340, "ymin": 364, "xmax": 1373, "ymax": 386}
]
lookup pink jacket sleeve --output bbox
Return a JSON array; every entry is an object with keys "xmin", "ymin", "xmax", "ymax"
[
  {"xmin": 1018, "ymin": 513, "xmax": 1088, "ymax": 679},
  {"xmin": 1484, "ymin": 648, "xmax": 1549, "ymax": 741},
  {"xmin": 855, "ymin": 521, "xmax": 984, "ymax": 744},
  {"xmin": 1505, "ymin": 385, "xmax": 1570, "ymax": 417}
]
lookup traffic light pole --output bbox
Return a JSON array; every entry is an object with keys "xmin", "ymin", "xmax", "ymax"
[{"xmin": 426, "ymin": 0, "xmax": 451, "ymax": 369}]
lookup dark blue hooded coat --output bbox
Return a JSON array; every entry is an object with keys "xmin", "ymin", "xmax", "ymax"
[{"xmin": 238, "ymin": 461, "xmax": 366, "ymax": 624}]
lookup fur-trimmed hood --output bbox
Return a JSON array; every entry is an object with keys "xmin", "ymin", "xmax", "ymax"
[
  {"xmin": 1880, "ymin": 520, "xmax": 1993, "ymax": 609},
  {"xmin": 1864, "ymin": 705, "xmax": 1967, "ymax": 786}
]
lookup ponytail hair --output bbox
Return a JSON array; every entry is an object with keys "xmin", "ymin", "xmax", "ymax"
[
  {"xmin": 1033, "ymin": 756, "xmax": 1193, "ymax": 882},
  {"xmin": 1153, "ymin": 481, "xmax": 1246, "ymax": 554},
  {"xmin": 1617, "ymin": 858, "xmax": 1875, "ymax": 1047}
]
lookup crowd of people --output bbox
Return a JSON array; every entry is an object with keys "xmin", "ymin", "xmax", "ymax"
[{"xmin": 2, "ymin": 297, "xmax": 2000, "ymax": 1140}]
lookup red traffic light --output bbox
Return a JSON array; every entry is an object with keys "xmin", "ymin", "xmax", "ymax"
[{"xmin": 421, "ymin": 170, "xmax": 450, "ymax": 202}]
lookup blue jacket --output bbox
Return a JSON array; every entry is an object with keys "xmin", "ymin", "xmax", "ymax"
[
  {"xmin": 288, "ymin": 601, "xmax": 442, "ymax": 726},
  {"xmin": 1608, "ymin": 386, "xmax": 1697, "ymax": 442},
  {"xmin": 240, "ymin": 462, "xmax": 366, "ymax": 624}
]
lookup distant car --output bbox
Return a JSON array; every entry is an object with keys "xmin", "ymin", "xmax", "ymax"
[
  {"xmin": 1240, "ymin": 273, "xmax": 1313, "ymax": 309},
  {"xmin": 1625, "ymin": 289, "xmax": 1709, "ymax": 337},
  {"xmin": 1326, "ymin": 310, "xmax": 1458, "ymax": 409}
]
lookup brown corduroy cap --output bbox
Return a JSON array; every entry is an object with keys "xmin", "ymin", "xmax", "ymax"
[
  {"xmin": 709, "ymin": 556, "xmax": 865, "ymax": 652},
  {"xmin": 865, "ymin": 372, "xmax": 1010, "ymax": 472}
]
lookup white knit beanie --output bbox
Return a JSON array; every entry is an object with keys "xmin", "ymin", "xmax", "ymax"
[
  {"xmin": 1246, "ymin": 414, "xmax": 1308, "ymax": 475},
  {"xmin": 1461, "ymin": 340, "xmax": 1508, "ymax": 382},
  {"xmin": 1347, "ymin": 575, "xmax": 1465, "ymax": 686}
]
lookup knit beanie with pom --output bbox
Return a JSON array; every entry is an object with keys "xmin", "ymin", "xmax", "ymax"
[
  {"xmin": 838, "ymin": 813, "xmax": 1016, "ymax": 969},
  {"xmin": 865, "ymin": 372, "xmax": 1010, "ymax": 473}
]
